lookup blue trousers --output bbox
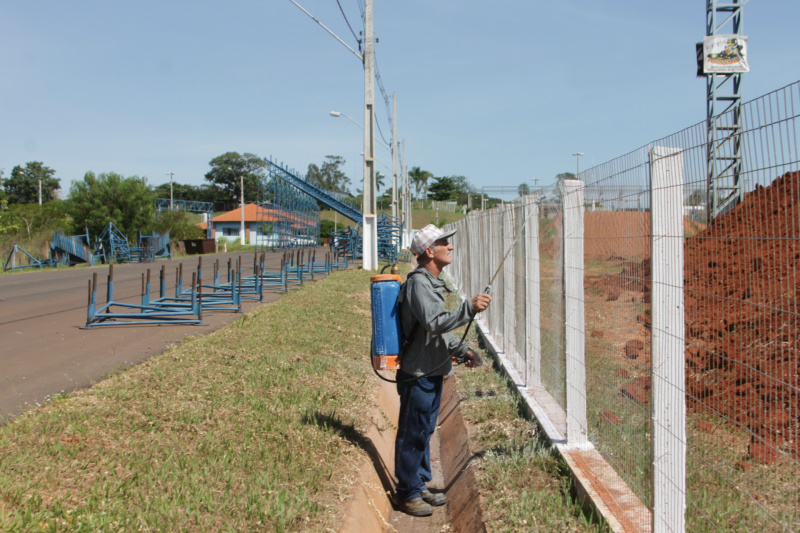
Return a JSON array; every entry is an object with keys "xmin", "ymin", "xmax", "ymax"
[{"xmin": 394, "ymin": 372, "xmax": 444, "ymax": 502}]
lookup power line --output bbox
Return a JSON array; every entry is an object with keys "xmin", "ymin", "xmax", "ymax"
[{"xmin": 335, "ymin": 0, "xmax": 361, "ymax": 52}]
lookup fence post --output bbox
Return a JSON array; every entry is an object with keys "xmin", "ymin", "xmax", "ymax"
[
  {"xmin": 489, "ymin": 208, "xmax": 502, "ymax": 340},
  {"xmin": 561, "ymin": 179, "xmax": 588, "ymax": 447},
  {"xmin": 649, "ymin": 146, "xmax": 686, "ymax": 533},
  {"xmin": 524, "ymin": 195, "xmax": 542, "ymax": 388},
  {"xmin": 503, "ymin": 202, "xmax": 515, "ymax": 359},
  {"xmin": 514, "ymin": 200, "xmax": 526, "ymax": 376}
]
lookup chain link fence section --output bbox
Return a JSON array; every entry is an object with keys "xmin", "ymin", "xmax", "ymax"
[{"xmin": 444, "ymin": 80, "xmax": 799, "ymax": 533}]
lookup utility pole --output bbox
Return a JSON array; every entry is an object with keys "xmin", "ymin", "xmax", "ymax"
[
  {"xmin": 392, "ymin": 92, "xmax": 399, "ymax": 221},
  {"xmin": 240, "ymin": 174, "xmax": 245, "ymax": 245},
  {"xmin": 362, "ymin": 0, "xmax": 378, "ymax": 270},
  {"xmin": 38, "ymin": 179, "xmax": 42, "ymax": 205}
]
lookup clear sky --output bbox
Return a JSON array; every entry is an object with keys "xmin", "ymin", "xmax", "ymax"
[{"xmin": 1, "ymin": 1, "xmax": 797, "ymax": 199}]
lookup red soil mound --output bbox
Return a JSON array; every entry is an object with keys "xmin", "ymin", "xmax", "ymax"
[
  {"xmin": 619, "ymin": 171, "xmax": 799, "ymax": 461},
  {"xmin": 684, "ymin": 171, "xmax": 799, "ymax": 462}
]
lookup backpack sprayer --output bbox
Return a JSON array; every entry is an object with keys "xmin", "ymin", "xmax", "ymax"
[{"xmin": 369, "ymin": 274, "xmax": 492, "ymax": 383}]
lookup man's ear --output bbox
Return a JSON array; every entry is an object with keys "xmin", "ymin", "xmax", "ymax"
[{"xmin": 425, "ymin": 246, "xmax": 435, "ymax": 259}]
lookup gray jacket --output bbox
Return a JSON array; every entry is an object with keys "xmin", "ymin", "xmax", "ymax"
[{"xmin": 398, "ymin": 267, "xmax": 475, "ymax": 377}]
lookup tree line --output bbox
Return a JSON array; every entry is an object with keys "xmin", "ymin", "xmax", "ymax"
[{"xmin": 1, "ymin": 150, "xmax": 568, "ymax": 247}]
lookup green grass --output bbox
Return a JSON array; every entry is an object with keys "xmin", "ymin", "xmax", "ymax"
[
  {"xmin": 0, "ymin": 268, "xmax": 377, "ymax": 532},
  {"xmin": 442, "ymin": 282, "xmax": 609, "ymax": 533}
]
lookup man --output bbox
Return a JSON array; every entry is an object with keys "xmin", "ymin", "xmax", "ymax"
[{"xmin": 394, "ymin": 224, "xmax": 492, "ymax": 517}]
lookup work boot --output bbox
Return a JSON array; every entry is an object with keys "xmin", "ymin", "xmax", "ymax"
[
  {"xmin": 398, "ymin": 497, "xmax": 433, "ymax": 517},
  {"xmin": 421, "ymin": 489, "xmax": 447, "ymax": 507}
]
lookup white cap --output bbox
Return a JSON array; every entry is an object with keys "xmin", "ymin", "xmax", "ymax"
[{"xmin": 410, "ymin": 224, "xmax": 457, "ymax": 255}]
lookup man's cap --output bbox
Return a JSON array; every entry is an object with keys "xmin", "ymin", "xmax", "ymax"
[{"xmin": 410, "ymin": 224, "xmax": 457, "ymax": 256}]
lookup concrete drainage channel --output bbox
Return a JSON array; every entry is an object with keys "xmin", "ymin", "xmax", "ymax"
[{"xmin": 338, "ymin": 375, "xmax": 487, "ymax": 533}]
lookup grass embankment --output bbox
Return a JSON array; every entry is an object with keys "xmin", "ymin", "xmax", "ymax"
[
  {"xmin": 0, "ymin": 269, "xmax": 376, "ymax": 532},
  {"xmin": 447, "ymin": 289, "xmax": 609, "ymax": 533}
]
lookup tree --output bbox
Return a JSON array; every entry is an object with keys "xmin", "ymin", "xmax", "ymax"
[
  {"xmin": 305, "ymin": 155, "xmax": 351, "ymax": 192},
  {"xmin": 6, "ymin": 202, "xmax": 69, "ymax": 239},
  {"xmin": 204, "ymin": 152, "xmax": 266, "ymax": 202},
  {"xmin": 556, "ymin": 172, "xmax": 576, "ymax": 181},
  {"xmin": 0, "ymin": 170, "xmax": 7, "ymax": 210},
  {"xmin": 319, "ymin": 219, "xmax": 344, "ymax": 240},
  {"xmin": 428, "ymin": 175, "xmax": 475, "ymax": 203},
  {"xmin": 687, "ymin": 189, "xmax": 706, "ymax": 207},
  {"xmin": 428, "ymin": 176, "xmax": 460, "ymax": 202},
  {"xmin": 153, "ymin": 209, "xmax": 204, "ymax": 241},
  {"xmin": 518, "ymin": 182, "xmax": 530, "ymax": 196},
  {"xmin": 4, "ymin": 162, "xmax": 60, "ymax": 204},
  {"xmin": 68, "ymin": 171, "xmax": 155, "ymax": 240},
  {"xmin": 377, "ymin": 187, "xmax": 394, "ymax": 210},
  {"xmin": 153, "ymin": 182, "xmax": 220, "ymax": 204},
  {"xmin": 408, "ymin": 166, "xmax": 433, "ymax": 199},
  {"xmin": 376, "ymin": 171, "xmax": 386, "ymax": 192}
]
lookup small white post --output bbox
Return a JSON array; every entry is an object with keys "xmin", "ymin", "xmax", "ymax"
[
  {"xmin": 240, "ymin": 174, "xmax": 245, "ymax": 245},
  {"xmin": 650, "ymin": 146, "xmax": 686, "ymax": 533},
  {"xmin": 561, "ymin": 179, "xmax": 587, "ymax": 447}
]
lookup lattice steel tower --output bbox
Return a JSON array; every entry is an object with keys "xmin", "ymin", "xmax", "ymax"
[{"xmin": 705, "ymin": 0, "xmax": 746, "ymax": 220}]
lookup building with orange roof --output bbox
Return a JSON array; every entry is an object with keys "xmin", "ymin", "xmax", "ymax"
[{"xmin": 198, "ymin": 203, "xmax": 318, "ymax": 246}]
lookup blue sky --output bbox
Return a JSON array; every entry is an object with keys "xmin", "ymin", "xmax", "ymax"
[{"xmin": 1, "ymin": 1, "xmax": 798, "ymax": 199}]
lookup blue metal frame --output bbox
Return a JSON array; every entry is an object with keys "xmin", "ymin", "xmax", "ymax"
[
  {"xmin": 51, "ymin": 229, "xmax": 96, "ymax": 266},
  {"xmin": 264, "ymin": 158, "xmax": 363, "ymax": 222},
  {"xmin": 3, "ymin": 244, "xmax": 52, "ymax": 271}
]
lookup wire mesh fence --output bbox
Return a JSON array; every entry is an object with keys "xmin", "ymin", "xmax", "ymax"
[{"xmin": 446, "ymin": 80, "xmax": 799, "ymax": 533}]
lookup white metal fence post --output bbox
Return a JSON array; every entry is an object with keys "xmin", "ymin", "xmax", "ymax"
[
  {"xmin": 503, "ymin": 203, "xmax": 515, "ymax": 363},
  {"xmin": 561, "ymin": 179, "xmax": 588, "ymax": 447},
  {"xmin": 650, "ymin": 146, "xmax": 686, "ymax": 533},
  {"xmin": 524, "ymin": 195, "xmax": 542, "ymax": 388}
]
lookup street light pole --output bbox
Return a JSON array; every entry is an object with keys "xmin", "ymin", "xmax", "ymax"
[
  {"xmin": 402, "ymin": 139, "xmax": 411, "ymax": 248},
  {"xmin": 572, "ymin": 152, "xmax": 584, "ymax": 180},
  {"xmin": 531, "ymin": 177, "xmax": 540, "ymax": 196},
  {"xmin": 167, "ymin": 172, "xmax": 175, "ymax": 209},
  {"xmin": 362, "ymin": 0, "xmax": 378, "ymax": 270}
]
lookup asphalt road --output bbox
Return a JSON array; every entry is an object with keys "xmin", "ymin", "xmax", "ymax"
[{"xmin": 0, "ymin": 248, "xmax": 328, "ymax": 420}]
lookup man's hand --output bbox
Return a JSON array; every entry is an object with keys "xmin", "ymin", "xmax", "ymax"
[
  {"xmin": 463, "ymin": 348, "xmax": 483, "ymax": 368},
  {"xmin": 471, "ymin": 293, "xmax": 492, "ymax": 313}
]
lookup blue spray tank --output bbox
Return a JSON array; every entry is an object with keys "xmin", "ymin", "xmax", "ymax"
[{"xmin": 370, "ymin": 274, "xmax": 403, "ymax": 370}]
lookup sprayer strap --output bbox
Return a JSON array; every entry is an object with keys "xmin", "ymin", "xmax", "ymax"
[{"xmin": 398, "ymin": 321, "xmax": 419, "ymax": 360}]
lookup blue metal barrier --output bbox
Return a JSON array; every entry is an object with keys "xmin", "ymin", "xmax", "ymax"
[
  {"xmin": 85, "ymin": 265, "xmax": 203, "ymax": 328},
  {"xmin": 377, "ymin": 213, "xmax": 402, "ymax": 264},
  {"xmin": 52, "ymin": 230, "xmax": 96, "ymax": 266},
  {"xmin": 3, "ymin": 244, "xmax": 53, "ymax": 271},
  {"xmin": 97, "ymin": 222, "xmax": 131, "ymax": 263}
]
